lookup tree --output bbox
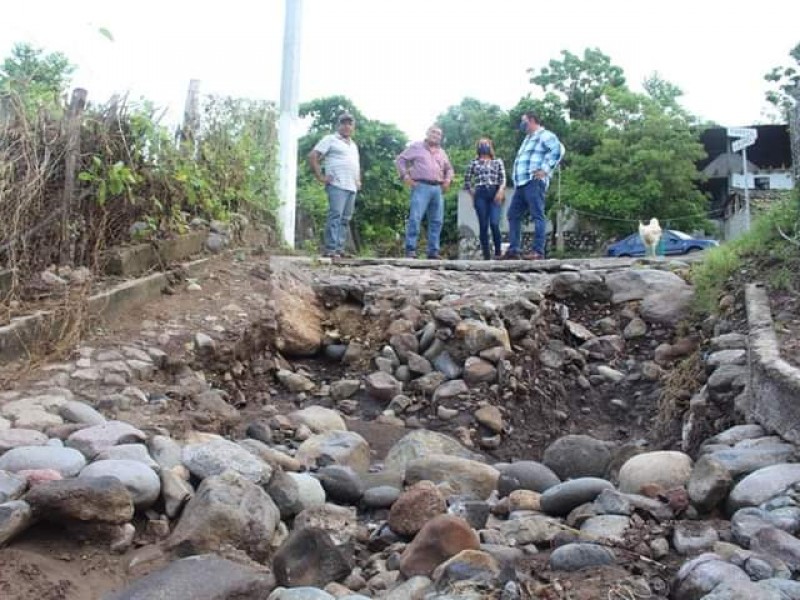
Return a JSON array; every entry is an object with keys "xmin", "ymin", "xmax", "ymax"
[
  {"xmin": 643, "ymin": 72, "xmax": 685, "ymax": 114},
  {"xmin": 765, "ymin": 42, "xmax": 800, "ymax": 115},
  {"xmin": 298, "ymin": 96, "xmax": 408, "ymax": 253},
  {"xmin": 529, "ymin": 48, "xmax": 626, "ymax": 122},
  {"xmin": 299, "ymin": 95, "xmax": 365, "ymax": 133},
  {"xmin": 560, "ymin": 87, "xmax": 708, "ymax": 236},
  {"xmin": 765, "ymin": 42, "xmax": 800, "ymax": 181},
  {"xmin": 0, "ymin": 43, "xmax": 74, "ymax": 109},
  {"xmin": 436, "ymin": 97, "xmax": 512, "ymax": 156}
]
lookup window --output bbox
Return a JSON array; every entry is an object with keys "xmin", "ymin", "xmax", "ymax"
[{"xmin": 755, "ymin": 177, "xmax": 770, "ymax": 190}]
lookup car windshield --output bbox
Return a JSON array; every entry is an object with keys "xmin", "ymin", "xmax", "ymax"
[{"xmin": 670, "ymin": 231, "xmax": 693, "ymax": 240}]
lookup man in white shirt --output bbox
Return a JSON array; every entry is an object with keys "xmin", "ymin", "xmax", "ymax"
[{"xmin": 308, "ymin": 112, "xmax": 361, "ymax": 258}]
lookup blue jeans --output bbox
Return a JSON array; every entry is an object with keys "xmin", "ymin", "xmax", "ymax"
[
  {"xmin": 473, "ymin": 185, "xmax": 502, "ymax": 259},
  {"xmin": 324, "ymin": 184, "xmax": 356, "ymax": 254},
  {"xmin": 508, "ymin": 179, "xmax": 546, "ymax": 256},
  {"xmin": 405, "ymin": 182, "xmax": 443, "ymax": 257}
]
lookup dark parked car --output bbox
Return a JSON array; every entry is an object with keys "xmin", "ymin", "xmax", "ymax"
[{"xmin": 606, "ymin": 230, "xmax": 718, "ymax": 257}]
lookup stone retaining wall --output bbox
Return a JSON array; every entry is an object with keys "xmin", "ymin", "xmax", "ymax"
[{"xmin": 745, "ymin": 283, "xmax": 800, "ymax": 443}]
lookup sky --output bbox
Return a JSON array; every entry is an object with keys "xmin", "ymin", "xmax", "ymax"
[{"xmin": 1, "ymin": 0, "xmax": 798, "ymax": 138}]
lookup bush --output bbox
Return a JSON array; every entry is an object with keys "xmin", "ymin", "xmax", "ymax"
[{"xmin": 691, "ymin": 192, "xmax": 799, "ymax": 312}]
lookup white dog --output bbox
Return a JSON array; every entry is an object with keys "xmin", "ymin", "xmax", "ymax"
[{"xmin": 639, "ymin": 218, "xmax": 662, "ymax": 258}]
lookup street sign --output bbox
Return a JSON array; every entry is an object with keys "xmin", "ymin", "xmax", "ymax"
[
  {"xmin": 732, "ymin": 137, "xmax": 756, "ymax": 152},
  {"xmin": 727, "ymin": 127, "xmax": 757, "ymax": 139},
  {"xmin": 728, "ymin": 127, "xmax": 757, "ymax": 153}
]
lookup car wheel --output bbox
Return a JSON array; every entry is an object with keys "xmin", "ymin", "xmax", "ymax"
[{"xmin": 685, "ymin": 247, "xmax": 702, "ymax": 254}]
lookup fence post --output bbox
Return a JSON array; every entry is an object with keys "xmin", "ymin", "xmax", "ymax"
[
  {"xmin": 556, "ymin": 208, "xmax": 566, "ymax": 254},
  {"xmin": 60, "ymin": 87, "xmax": 88, "ymax": 266}
]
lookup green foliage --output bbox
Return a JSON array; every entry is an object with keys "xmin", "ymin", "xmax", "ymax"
[
  {"xmin": 522, "ymin": 48, "xmax": 711, "ymax": 238},
  {"xmin": 97, "ymin": 27, "xmax": 115, "ymax": 42},
  {"xmin": 78, "ymin": 156, "xmax": 138, "ymax": 206},
  {"xmin": 298, "ymin": 96, "xmax": 408, "ymax": 252},
  {"xmin": 764, "ymin": 42, "xmax": 800, "ymax": 115},
  {"xmin": 560, "ymin": 86, "xmax": 709, "ymax": 236},
  {"xmin": 109, "ymin": 94, "xmax": 279, "ymax": 235},
  {"xmin": 198, "ymin": 95, "xmax": 279, "ymax": 220},
  {"xmin": 529, "ymin": 48, "xmax": 626, "ymax": 122},
  {"xmin": 643, "ymin": 73, "xmax": 686, "ymax": 113},
  {"xmin": 436, "ymin": 97, "xmax": 516, "ymax": 165},
  {"xmin": 692, "ymin": 195, "xmax": 800, "ymax": 312},
  {"xmin": 0, "ymin": 43, "xmax": 74, "ymax": 112},
  {"xmin": 691, "ymin": 244, "xmax": 741, "ymax": 314},
  {"xmin": 300, "ymin": 95, "xmax": 365, "ymax": 131}
]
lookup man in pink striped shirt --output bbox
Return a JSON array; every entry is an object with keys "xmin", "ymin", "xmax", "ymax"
[{"xmin": 395, "ymin": 125, "xmax": 454, "ymax": 259}]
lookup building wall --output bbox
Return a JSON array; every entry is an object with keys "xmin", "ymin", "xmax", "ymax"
[
  {"xmin": 723, "ymin": 209, "xmax": 750, "ymax": 240},
  {"xmin": 730, "ymin": 171, "xmax": 794, "ymax": 190}
]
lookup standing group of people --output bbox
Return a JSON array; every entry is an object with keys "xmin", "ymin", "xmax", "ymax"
[{"xmin": 308, "ymin": 111, "xmax": 563, "ymax": 260}]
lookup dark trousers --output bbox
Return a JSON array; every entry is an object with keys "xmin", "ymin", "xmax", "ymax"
[
  {"xmin": 508, "ymin": 179, "xmax": 546, "ymax": 256},
  {"xmin": 473, "ymin": 185, "xmax": 502, "ymax": 259}
]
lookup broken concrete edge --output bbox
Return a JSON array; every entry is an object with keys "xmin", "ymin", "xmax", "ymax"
[
  {"xmin": 0, "ymin": 258, "xmax": 209, "ymax": 365},
  {"xmin": 285, "ymin": 254, "xmax": 638, "ymax": 273},
  {"xmin": 103, "ymin": 230, "xmax": 208, "ymax": 277},
  {"xmin": 745, "ymin": 282, "xmax": 800, "ymax": 444}
]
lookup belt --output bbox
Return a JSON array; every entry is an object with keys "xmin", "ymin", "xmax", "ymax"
[{"xmin": 414, "ymin": 179, "xmax": 442, "ymax": 186}]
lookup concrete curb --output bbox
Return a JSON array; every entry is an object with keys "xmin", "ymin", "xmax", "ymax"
[
  {"xmin": 103, "ymin": 230, "xmax": 207, "ymax": 277},
  {"xmin": 745, "ymin": 282, "xmax": 800, "ymax": 443},
  {"xmin": 0, "ymin": 258, "xmax": 208, "ymax": 365}
]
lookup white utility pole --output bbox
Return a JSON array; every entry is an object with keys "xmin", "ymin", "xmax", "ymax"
[
  {"xmin": 277, "ymin": 0, "xmax": 303, "ymax": 248},
  {"xmin": 742, "ymin": 145, "xmax": 751, "ymax": 231}
]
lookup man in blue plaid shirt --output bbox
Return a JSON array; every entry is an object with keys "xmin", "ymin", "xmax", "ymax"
[{"xmin": 504, "ymin": 111, "xmax": 562, "ymax": 260}]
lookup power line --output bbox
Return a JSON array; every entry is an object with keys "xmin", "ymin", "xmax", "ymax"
[{"xmin": 562, "ymin": 205, "xmax": 725, "ymax": 224}]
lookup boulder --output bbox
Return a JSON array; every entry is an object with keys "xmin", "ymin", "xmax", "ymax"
[
  {"xmin": 399, "ymin": 515, "xmax": 479, "ymax": 578},
  {"xmin": 272, "ymin": 528, "xmax": 352, "ymax": 588},
  {"xmin": 167, "ymin": 470, "xmax": 280, "ymax": 563}
]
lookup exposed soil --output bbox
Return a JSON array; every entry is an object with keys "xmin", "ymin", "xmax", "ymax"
[
  {"xmin": 0, "ymin": 250, "xmax": 699, "ymax": 599},
  {"xmin": 772, "ymin": 286, "xmax": 800, "ymax": 368},
  {"xmin": 723, "ymin": 251, "xmax": 800, "ymax": 368},
  {"xmin": 0, "ymin": 529, "xmax": 129, "ymax": 600}
]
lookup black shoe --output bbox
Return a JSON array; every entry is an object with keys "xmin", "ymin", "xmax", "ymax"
[
  {"xmin": 501, "ymin": 251, "xmax": 521, "ymax": 260},
  {"xmin": 404, "ymin": 251, "xmax": 417, "ymax": 259}
]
